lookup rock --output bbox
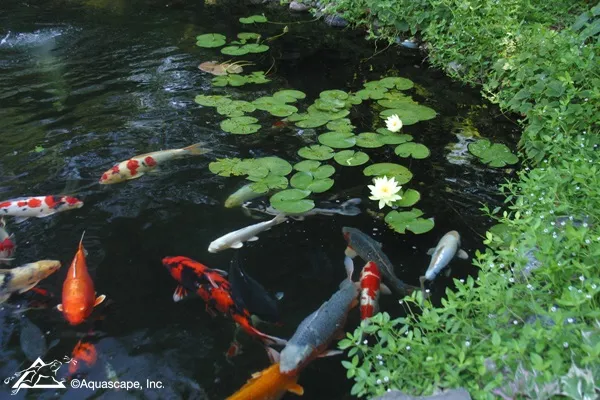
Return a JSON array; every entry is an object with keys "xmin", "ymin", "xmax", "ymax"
[
  {"xmin": 324, "ymin": 14, "xmax": 348, "ymax": 28},
  {"xmin": 371, "ymin": 388, "xmax": 472, "ymax": 400},
  {"xmin": 289, "ymin": 1, "xmax": 311, "ymax": 11}
]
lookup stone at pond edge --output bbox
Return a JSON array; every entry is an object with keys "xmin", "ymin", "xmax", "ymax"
[
  {"xmin": 324, "ymin": 14, "xmax": 349, "ymax": 27},
  {"xmin": 370, "ymin": 388, "xmax": 472, "ymax": 400},
  {"xmin": 289, "ymin": 1, "xmax": 311, "ymax": 12}
]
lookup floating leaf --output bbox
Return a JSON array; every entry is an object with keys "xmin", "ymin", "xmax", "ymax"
[
  {"xmin": 198, "ymin": 61, "xmax": 243, "ymax": 76},
  {"xmin": 243, "ymin": 43, "xmax": 269, "ymax": 53},
  {"xmin": 393, "ymin": 189, "xmax": 420, "ymax": 207},
  {"xmin": 356, "ymin": 88, "xmax": 386, "ymax": 100},
  {"xmin": 306, "ymin": 106, "xmax": 349, "ymax": 120},
  {"xmin": 313, "ymin": 165, "xmax": 335, "ymax": 179},
  {"xmin": 363, "ymin": 163, "xmax": 413, "ymax": 184},
  {"xmin": 239, "ymin": 15, "xmax": 268, "ymax": 24},
  {"xmin": 293, "ymin": 160, "xmax": 320, "ymax": 172},
  {"xmin": 212, "ymin": 72, "xmax": 270, "ymax": 87},
  {"xmin": 468, "ymin": 139, "xmax": 518, "ymax": 167},
  {"xmin": 295, "ymin": 116, "xmax": 330, "ymax": 128},
  {"xmin": 320, "ymin": 89, "xmax": 349, "ymax": 101},
  {"xmin": 216, "ymin": 100, "xmax": 256, "ymax": 117},
  {"xmin": 365, "ymin": 79, "xmax": 395, "ymax": 90},
  {"xmin": 253, "ymin": 96, "xmax": 284, "ymax": 110},
  {"xmin": 273, "ymin": 90, "xmax": 306, "ymax": 101},
  {"xmin": 220, "ymin": 116, "xmax": 261, "ymax": 134},
  {"xmin": 221, "ymin": 46, "xmax": 249, "ymax": 56},
  {"xmin": 379, "ymin": 133, "xmax": 413, "ymax": 145},
  {"xmin": 318, "ymin": 131, "xmax": 356, "ymax": 149},
  {"xmin": 290, "ymin": 172, "xmax": 334, "ymax": 193},
  {"xmin": 326, "ymin": 118, "xmax": 354, "ymax": 132},
  {"xmin": 237, "ymin": 32, "xmax": 261, "ymax": 40},
  {"xmin": 194, "ymin": 95, "xmax": 232, "ymax": 107},
  {"xmin": 249, "ymin": 174, "xmax": 288, "ymax": 193},
  {"xmin": 379, "ymin": 77, "xmax": 414, "ymax": 90},
  {"xmin": 385, "ymin": 208, "xmax": 434, "ymax": 234},
  {"xmin": 394, "ymin": 143, "xmax": 430, "ymax": 159},
  {"xmin": 270, "ymin": 189, "xmax": 315, "ymax": 213},
  {"xmin": 195, "ymin": 33, "xmax": 226, "ymax": 48},
  {"xmin": 334, "ymin": 150, "xmax": 369, "ymax": 166},
  {"xmin": 355, "ymin": 132, "xmax": 385, "ymax": 148},
  {"xmin": 209, "ymin": 158, "xmax": 244, "ymax": 177},
  {"xmin": 255, "ymin": 157, "xmax": 293, "ymax": 176},
  {"xmin": 267, "ymin": 104, "xmax": 298, "ymax": 117},
  {"xmin": 377, "ymin": 97, "xmax": 416, "ymax": 108},
  {"xmin": 380, "ymin": 104, "xmax": 437, "ymax": 125},
  {"xmin": 287, "ymin": 113, "xmax": 309, "ymax": 122},
  {"xmin": 237, "ymin": 160, "xmax": 269, "ymax": 179},
  {"xmin": 297, "ymin": 145, "xmax": 335, "ymax": 160},
  {"xmin": 34, "ymin": 145, "xmax": 44, "ymax": 153},
  {"xmin": 346, "ymin": 95, "xmax": 363, "ymax": 105},
  {"xmin": 314, "ymin": 98, "xmax": 345, "ymax": 112}
]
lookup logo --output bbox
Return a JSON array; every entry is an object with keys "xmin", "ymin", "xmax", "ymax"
[{"xmin": 4, "ymin": 356, "xmax": 75, "ymax": 395}]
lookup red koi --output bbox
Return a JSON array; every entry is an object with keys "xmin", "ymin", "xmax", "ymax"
[
  {"xmin": 359, "ymin": 262, "xmax": 381, "ymax": 320},
  {"xmin": 68, "ymin": 340, "xmax": 97, "ymax": 376}
]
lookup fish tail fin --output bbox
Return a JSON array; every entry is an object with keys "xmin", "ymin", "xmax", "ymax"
[
  {"xmin": 247, "ymin": 325, "xmax": 287, "ymax": 346},
  {"xmin": 339, "ymin": 198, "xmax": 362, "ymax": 216},
  {"xmin": 79, "ymin": 231, "xmax": 86, "ymax": 249},
  {"xmin": 273, "ymin": 213, "xmax": 288, "ymax": 224},
  {"xmin": 182, "ymin": 142, "xmax": 211, "ymax": 156}
]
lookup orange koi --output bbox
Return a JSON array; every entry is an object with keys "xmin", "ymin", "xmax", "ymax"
[
  {"xmin": 68, "ymin": 340, "xmax": 97, "ymax": 376},
  {"xmin": 226, "ymin": 363, "xmax": 303, "ymax": 400}
]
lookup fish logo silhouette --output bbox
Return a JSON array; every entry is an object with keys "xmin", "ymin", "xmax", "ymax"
[{"xmin": 7, "ymin": 358, "xmax": 66, "ymax": 395}]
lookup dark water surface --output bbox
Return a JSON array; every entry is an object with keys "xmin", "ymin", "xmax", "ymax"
[{"xmin": 0, "ymin": 0, "xmax": 519, "ymax": 398}]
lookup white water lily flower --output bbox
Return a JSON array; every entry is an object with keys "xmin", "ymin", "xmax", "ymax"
[
  {"xmin": 368, "ymin": 176, "xmax": 402, "ymax": 209},
  {"xmin": 385, "ymin": 114, "xmax": 403, "ymax": 132}
]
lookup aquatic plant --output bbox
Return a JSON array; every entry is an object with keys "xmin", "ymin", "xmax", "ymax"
[
  {"xmin": 468, "ymin": 139, "xmax": 518, "ymax": 167},
  {"xmin": 239, "ymin": 14, "xmax": 268, "ymax": 24},
  {"xmin": 368, "ymin": 176, "xmax": 402, "ymax": 209},
  {"xmin": 212, "ymin": 71, "xmax": 270, "ymax": 87},
  {"xmin": 195, "ymin": 33, "xmax": 227, "ymax": 48},
  {"xmin": 198, "ymin": 60, "xmax": 250, "ymax": 76}
]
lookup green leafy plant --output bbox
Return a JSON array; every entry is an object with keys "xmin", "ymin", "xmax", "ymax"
[{"xmin": 468, "ymin": 139, "xmax": 518, "ymax": 167}]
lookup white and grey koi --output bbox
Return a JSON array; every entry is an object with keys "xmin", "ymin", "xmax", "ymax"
[
  {"xmin": 421, "ymin": 231, "xmax": 468, "ymax": 285},
  {"xmin": 208, "ymin": 214, "xmax": 287, "ymax": 253},
  {"xmin": 0, "ymin": 260, "xmax": 62, "ymax": 304},
  {"xmin": 243, "ymin": 198, "xmax": 361, "ymax": 221}
]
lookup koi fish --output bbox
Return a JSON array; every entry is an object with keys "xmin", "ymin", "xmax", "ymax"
[
  {"xmin": 208, "ymin": 214, "xmax": 287, "ymax": 253},
  {"xmin": 99, "ymin": 142, "xmax": 210, "ymax": 184},
  {"xmin": 242, "ymin": 198, "xmax": 361, "ymax": 221},
  {"xmin": 162, "ymin": 256, "xmax": 229, "ymax": 302},
  {"xmin": 68, "ymin": 340, "xmax": 97, "ymax": 376},
  {"xmin": 277, "ymin": 260, "xmax": 359, "ymax": 375},
  {"xmin": 225, "ymin": 340, "xmax": 243, "ymax": 360},
  {"xmin": 359, "ymin": 261, "xmax": 390, "ymax": 321},
  {"xmin": 225, "ymin": 184, "xmax": 267, "ymax": 208},
  {"xmin": 420, "ymin": 231, "xmax": 468, "ymax": 287},
  {"xmin": 0, "ymin": 196, "xmax": 83, "ymax": 223},
  {"xmin": 0, "ymin": 218, "xmax": 16, "ymax": 263},
  {"xmin": 226, "ymin": 363, "xmax": 303, "ymax": 400},
  {"xmin": 342, "ymin": 227, "xmax": 417, "ymax": 296},
  {"xmin": 0, "ymin": 260, "xmax": 61, "ymax": 304},
  {"xmin": 57, "ymin": 233, "xmax": 106, "ymax": 325},
  {"xmin": 229, "ymin": 253, "xmax": 280, "ymax": 324}
]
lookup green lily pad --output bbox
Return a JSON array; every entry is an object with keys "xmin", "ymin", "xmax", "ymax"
[
  {"xmin": 212, "ymin": 72, "xmax": 270, "ymax": 87},
  {"xmin": 209, "ymin": 158, "xmax": 245, "ymax": 177},
  {"xmin": 385, "ymin": 208, "xmax": 434, "ymax": 234},
  {"xmin": 216, "ymin": 100, "xmax": 256, "ymax": 117},
  {"xmin": 220, "ymin": 116, "xmax": 261, "ymax": 134},
  {"xmin": 468, "ymin": 139, "xmax": 518, "ymax": 167},
  {"xmin": 253, "ymin": 96, "xmax": 284, "ymax": 110},
  {"xmin": 313, "ymin": 164, "xmax": 335, "ymax": 179},
  {"xmin": 270, "ymin": 189, "xmax": 315, "ymax": 213},
  {"xmin": 355, "ymin": 132, "xmax": 385, "ymax": 148},
  {"xmin": 194, "ymin": 95, "xmax": 232, "ymax": 107},
  {"xmin": 293, "ymin": 161, "xmax": 335, "ymax": 178},
  {"xmin": 286, "ymin": 113, "xmax": 309, "ymax": 122},
  {"xmin": 393, "ymin": 189, "xmax": 420, "ymax": 207},
  {"xmin": 239, "ymin": 15, "xmax": 268, "ymax": 24},
  {"xmin": 380, "ymin": 104, "xmax": 437, "ymax": 125},
  {"xmin": 394, "ymin": 143, "xmax": 430, "ymax": 159},
  {"xmin": 244, "ymin": 43, "xmax": 269, "ymax": 53},
  {"xmin": 379, "ymin": 133, "xmax": 413, "ymax": 145},
  {"xmin": 295, "ymin": 116, "xmax": 330, "ymax": 128},
  {"xmin": 326, "ymin": 118, "xmax": 354, "ymax": 132},
  {"xmin": 221, "ymin": 46, "xmax": 248, "ymax": 56},
  {"xmin": 314, "ymin": 98, "xmax": 345, "ymax": 112},
  {"xmin": 334, "ymin": 150, "xmax": 369, "ymax": 166},
  {"xmin": 320, "ymin": 89, "xmax": 349, "ymax": 101},
  {"xmin": 248, "ymin": 174, "xmax": 288, "ymax": 194},
  {"xmin": 238, "ymin": 160, "xmax": 269, "ymax": 179},
  {"xmin": 364, "ymin": 80, "xmax": 393, "ymax": 90},
  {"xmin": 255, "ymin": 157, "xmax": 293, "ymax": 176},
  {"xmin": 297, "ymin": 145, "xmax": 335, "ymax": 160},
  {"xmin": 290, "ymin": 172, "xmax": 334, "ymax": 193},
  {"xmin": 363, "ymin": 163, "xmax": 413, "ymax": 184},
  {"xmin": 273, "ymin": 90, "xmax": 306, "ymax": 101},
  {"xmin": 346, "ymin": 95, "xmax": 363, "ymax": 105},
  {"xmin": 306, "ymin": 106, "xmax": 350, "ymax": 120},
  {"xmin": 238, "ymin": 32, "xmax": 261, "ymax": 40},
  {"xmin": 356, "ymin": 88, "xmax": 386, "ymax": 100},
  {"xmin": 34, "ymin": 145, "xmax": 45, "ymax": 153},
  {"xmin": 377, "ymin": 97, "xmax": 416, "ymax": 108},
  {"xmin": 267, "ymin": 104, "xmax": 298, "ymax": 117},
  {"xmin": 379, "ymin": 77, "xmax": 414, "ymax": 90},
  {"xmin": 195, "ymin": 33, "xmax": 227, "ymax": 48},
  {"xmin": 318, "ymin": 131, "xmax": 356, "ymax": 149}
]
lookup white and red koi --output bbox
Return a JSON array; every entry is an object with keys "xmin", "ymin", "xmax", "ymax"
[
  {"xmin": 0, "ymin": 196, "xmax": 83, "ymax": 223},
  {"xmin": 359, "ymin": 261, "xmax": 382, "ymax": 321},
  {"xmin": 99, "ymin": 142, "xmax": 210, "ymax": 184},
  {"xmin": 0, "ymin": 218, "xmax": 16, "ymax": 263}
]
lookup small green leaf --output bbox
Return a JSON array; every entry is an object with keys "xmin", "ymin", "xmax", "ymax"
[
  {"xmin": 34, "ymin": 145, "xmax": 45, "ymax": 153},
  {"xmin": 318, "ymin": 131, "xmax": 357, "ymax": 149},
  {"xmin": 195, "ymin": 95, "xmax": 232, "ymax": 107},
  {"xmin": 393, "ymin": 189, "xmax": 420, "ymax": 207},
  {"xmin": 320, "ymin": 89, "xmax": 349, "ymax": 101},
  {"xmin": 297, "ymin": 145, "xmax": 335, "ymax": 160},
  {"xmin": 254, "ymin": 157, "xmax": 293, "ymax": 176},
  {"xmin": 243, "ymin": 43, "xmax": 269, "ymax": 53},
  {"xmin": 355, "ymin": 132, "xmax": 385, "ymax": 148},
  {"xmin": 468, "ymin": 139, "xmax": 518, "ymax": 167},
  {"xmin": 221, "ymin": 46, "xmax": 249, "ymax": 56},
  {"xmin": 267, "ymin": 104, "xmax": 298, "ymax": 117},
  {"xmin": 290, "ymin": 172, "xmax": 334, "ymax": 193},
  {"xmin": 385, "ymin": 208, "xmax": 434, "ymax": 234},
  {"xmin": 273, "ymin": 90, "xmax": 306, "ymax": 100},
  {"xmin": 209, "ymin": 158, "xmax": 244, "ymax": 177},
  {"xmin": 293, "ymin": 160, "xmax": 321, "ymax": 172},
  {"xmin": 270, "ymin": 189, "xmax": 315, "ymax": 213},
  {"xmin": 334, "ymin": 150, "xmax": 370, "ymax": 166},
  {"xmin": 295, "ymin": 116, "xmax": 330, "ymax": 128},
  {"xmin": 326, "ymin": 118, "xmax": 355, "ymax": 132},
  {"xmin": 237, "ymin": 32, "xmax": 261, "ymax": 40},
  {"xmin": 363, "ymin": 163, "xmax": 413, "ymax": 184},
  {"xmin": 239, "ymin": 15, "xmax": 268, "ymax": 24},
  {"xmin": 195, "ymin": 33, "xmax": 227, "ymax": 48},
  {"xmin": 220, "ymin": 116, "xmax": 261, "ymax": 134},
  {"xmin": 394, "ymin": 142, "xmax": 430, "ymax": 159}
]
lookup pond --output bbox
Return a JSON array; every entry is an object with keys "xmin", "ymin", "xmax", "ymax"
[{"xmin": 0, "ymin": 0, "xmax": 519, "ymax": 398}]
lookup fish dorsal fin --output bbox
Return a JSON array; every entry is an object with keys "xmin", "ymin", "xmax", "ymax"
[
  {"xmin": 457, "ymin": 249, "xmax": 469, "ymax": 260},
  {"xmin": 79, "ymin": 231, "xmax": 86, "ymax": 248},
  {"xmin": 288, "ymin": 383, "xmax": 304, "ymax": 395},
  {"xmin": 94, "ymin": 295, "xmax": 106, "ymax": 307},
  {"xmin": 57, "ymin": 304, "xmax": 63, "ymax": 311},
  {"xmin": 426, "ymin": 247, "xmax": 436, "ymax": 256}
]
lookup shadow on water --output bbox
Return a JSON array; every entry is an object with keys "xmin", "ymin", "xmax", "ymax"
[{"xmin": 0, "ymin": 0, "xmax": 519, "ymax": 398}]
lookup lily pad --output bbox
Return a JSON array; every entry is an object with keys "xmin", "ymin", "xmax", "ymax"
[
  {"xmin": 244, "ymin": 43, "xmax": 270, "ymax": 53},
  {"xmin": 377, "ymin": 97, "xmax": 416, "ymax": 108},
  {"xmin": 255, "ymin": 157, "xmax": 293, "ymax": 176},
  {"xmin": 267, "ymin": 104, "xmax": 298, "ymax": 117},
  {"xmin": 318, "ymin": 131, "xmax": 356, "ymax": 149},
  {"xmin": 306, "ymin": 106, "xmax": 349, "ymax": 120},
  {"xmin": 273, "ymin": 90, "xmax": 306, "ymax": 101},
  {"xmin": 394, "ymin": 143, "xmax": 430, "ymax": 159},
  {"xmin": 221, "ymin": 46, "xmax": 249, "ymax": 56},
  {"xmin": 295, "ymin": 116, "xmax": 330, "ymax": 128},
  {"xmin": 253, "ymin": 96, "xmax": 284, "ymax": 110},
  {"xmin": 320, "ymin": 89, "xmax": 349, "ymax": 101},
  {"xmin": 249, "ymin": 174, "xmax": 288, "ymax": 194},
  {"xmin": 385, "ymin": 208, "xmax": 434, "ymax": 234},
  {"xmin": 293, "ymin": 160, "xmax": 320, "ymax": 172},
  {"xmin": 216, "ymin": 100, "xmax": 256, "ymax": 117},
  {"xmin": 379, "ymin": 77, "xmax": 414, "ymax": 90},
  {"xmin": 355, "ymin": 132, "xmax": 385, "ymax": 148},
  {"xmin": 287, "ymin": 113, "xmax": 309, "ymax": 122},
  {"xmin": 238, "ymin": 32, "xmax": 261, "ymax": 40},
  {"xmin": 194, "ymin": 95, "xmax": 232, "ymax": 107},
  {"xmin": 270, "ymin": 189, "xmax": 315, "ymax": 213},
  {"xmin": 380, "ymin": 104, "xmax": 437, "ymax": 125},
  {"xmin": 195, "ymin": 33, "xmax": 227, "ymax": 48},
  {"xmin": 356, "ymin": 88, "xmax": 386, "ymax": 100},
  {"xmin": 297, "ymin": 145, "xmax": 335, "ymax": 160},
  {"xmin": 379, "ymin": 133, "xmax": 413, "ymax": 145},
  {"xmin": 334, "ymin": 150, "xmax": 369, "ymax": 166},
  {"xmin": 468, "ymin": 139, "xmax": 518, "ymax": 167},
  {"xmin": 220, "ymin": 116, "xmax": 261, "ymax": 134},
  {"xmin": 237, "ymin": 160, "xmax": 269, "ymax": 179},
  {"xmin": 209, "ymin": 158, "xmax": 244, "ymax": 177},
  {"xmin": 326, "ymin": 118, "xmax": 354, "ymax": 132},
  {"xmin": 314, "ymin": 98, "xmax": 345, "ymax": 112},
  {"xmin": 393, "ymin": 189, "xmax": 420, "ymax": 207},
  {"xmin": 363, "ymin": 163, "xmax": 413, "ymax": 184},
  {"xmin": 212, "ymin": 72, "xmax": 270, "ymax": 87},
  {"xmin": 290, "ymin": 172, "xmax": 334, "ymax": 193},
  {"xmin": 239, "ymin": 15, "xmax": 268, "ymax": 24},
  {"xmin": 198, "ymin": 61, "xmax": 243, "ymax": 76},
  {"xmin": 292, "ymin": 161, "xmax": 335, "ymax": 178}
]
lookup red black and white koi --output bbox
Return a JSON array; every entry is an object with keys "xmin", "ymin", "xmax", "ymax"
[
  {"xmin": 0, "ymin": 196, "xmax": 83, "ymax": 223},
  {"xmin": 99, "ymin": 143, "xmax": 210, "ymax": 184},
  {"xmin": 0, "ymin": 218, "xmax": 16, "ymax": 263},
  {"xmin": 359, "ymin": 261, "xmax": 383, "ymax": 321}
]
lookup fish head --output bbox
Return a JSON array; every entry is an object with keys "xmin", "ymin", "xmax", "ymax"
[
  {"xmin": 447, "ymin": 231, "xmax": 461, "ymax": 246},
  {"xmin": 36, "ymin": 260, "xmax": 62, "ymax": 278},
  {"xmin": 99, "ymin": 166, "xmax": 123, "ymax": 184},
  {"xmin": 59, "ymin": 196, "xmax": 84, "ymax": 210},
  {"xmin": 63, "ymin": 305, "xmax": 90, "ymax": 326},
  {"xmin": 224, "ymin": 196, "xmax": 242, "ymax": 208},
  {"xmin": 208, "ymin": 241, "xmax": 224, "ymax": 253},
  {"xmin": 360, "ymin": 262, "xmax": 380, "ymax": 280},
  {"xmin": 279, "ymin": 343, "xmax": 314, "ymax": 374},
  {"xmin": 341, "ymin": 227, "xmax": 354, "ymax": 243}
]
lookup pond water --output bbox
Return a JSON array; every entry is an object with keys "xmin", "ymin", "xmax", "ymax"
[{"xmin": 0, "ymin": 0, "xmax": 519, "ymax": 398}]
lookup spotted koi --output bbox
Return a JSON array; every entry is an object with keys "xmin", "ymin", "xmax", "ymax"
[
  {"xmin": 99, "ymin": 142, "xmax": 210, "ymax": 184},
  {"xmin": 0, "ymin": 260, "xmax": 62, "ymax": 304},
  {"xmin": 0, "ymin": 196, "xmax": 83, "ymax": 223},
  {"xmin": 359, "ymin": 262, "xmax": 382, "ymax": 321},
  {"xmin": 0, "ymin": 218, "xmax": 16, "ymax": 264}
]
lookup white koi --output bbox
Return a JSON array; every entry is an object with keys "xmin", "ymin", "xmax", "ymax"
[
  {"xmin": 0, "ymin": 196, "xmax": 83, "ymax": 223},
  {"xmin": 208, "ymin": 214, "xmax": 287, "ymax": 253},
  {"xmin": 422, "ymin": 231, "xmax": 468, "ymax": 283}
]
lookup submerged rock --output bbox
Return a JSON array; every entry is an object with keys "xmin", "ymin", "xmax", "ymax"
[
  {"xmin": 371, "ymin": 388, "xmax": 472, "ymax": 400},
  {"xmin": 290, "ymin": 1, "xmax": 311, "ymax": 12},
  {"xmin": 324, "ymin": 14, "xmax": 349, "ymax": 28}
]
